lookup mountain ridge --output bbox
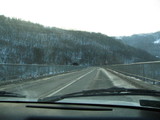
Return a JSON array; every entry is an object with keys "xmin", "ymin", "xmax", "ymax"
[
  {"xmin": 118, "ymin": 31, "xmax": 160, "ymax": 58},
  {"xmin": 0, "ymin": 15, "xmax": 158, "ymax": 65}
]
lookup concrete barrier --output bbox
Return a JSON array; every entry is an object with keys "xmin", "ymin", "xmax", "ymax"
[
  {"xmin": 104, "ymin": 68, "xmax": 160, "ymax": 91},
  {"xmin": 0, "ymin": 64, "xmax": 86, "ymax": 85},
  {"xmin": 105, "ymin": 61, "xmax": 160, "ymax": 84}
]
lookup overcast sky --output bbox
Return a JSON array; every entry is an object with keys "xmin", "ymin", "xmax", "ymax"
[{"xmin": 0, "ymin": 0, "xmax": 160, "ymax": 36}]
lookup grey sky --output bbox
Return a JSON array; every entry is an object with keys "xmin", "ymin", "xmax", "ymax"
[{"xmin": 0, "ymin": 0, "xmax": 160, "ymax": 36}]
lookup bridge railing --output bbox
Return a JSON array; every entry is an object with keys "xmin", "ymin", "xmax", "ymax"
[
  {"xmin": 106, "ymin": 61, "xmax": 160, "ymax": 85},
  {"xmin": 0, "ymin": 63, "xmax": 85, "ymax": 84}
]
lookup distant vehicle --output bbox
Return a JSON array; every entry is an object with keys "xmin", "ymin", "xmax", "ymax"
[{"xmin": 72, "ymin": 62, "xmax": 79, "ymax": 66}]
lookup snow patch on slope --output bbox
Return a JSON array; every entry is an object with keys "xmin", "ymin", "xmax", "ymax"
[{"xmin": 153, "ymin": 39, "xmax": 160, "ymax": 44}]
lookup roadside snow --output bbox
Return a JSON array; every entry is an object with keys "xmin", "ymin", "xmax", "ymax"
[{"xmin": 101, "ymin": 68, "xmax": 136, "ymax": 88}]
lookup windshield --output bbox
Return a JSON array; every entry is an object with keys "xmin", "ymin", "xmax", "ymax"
[{"xmin": 0, "ymin": 0, "xmax": 160, "ymax": 107}]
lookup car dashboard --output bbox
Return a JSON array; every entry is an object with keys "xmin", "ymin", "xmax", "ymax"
[{"xmin": 0, "ymin": 101, "xmax": 160, "ymax": 120}]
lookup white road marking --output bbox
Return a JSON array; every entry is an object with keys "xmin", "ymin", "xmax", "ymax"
[{"xmin": 46, "ymin": 69, "xmax": 95, "ymax": 97}]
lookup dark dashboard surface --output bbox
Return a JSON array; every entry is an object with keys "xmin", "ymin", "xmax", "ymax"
[{"xmin": 0, "ymin": 102, "xmax": 160, "ymax": 120}]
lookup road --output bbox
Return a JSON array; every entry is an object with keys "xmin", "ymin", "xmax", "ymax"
[{"xmin": 0, "ymin": 67, "xmax": 154, "ymax": 99}]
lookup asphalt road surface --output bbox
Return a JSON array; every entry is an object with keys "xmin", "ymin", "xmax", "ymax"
[{"xmin": 0, "ymin": 67, "xmax": 153, "ymax": 99}]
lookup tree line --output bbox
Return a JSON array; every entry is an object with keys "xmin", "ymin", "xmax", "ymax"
[{"xmin": 0, "ymin": 15, "xmax": 158, "ymax": 65}]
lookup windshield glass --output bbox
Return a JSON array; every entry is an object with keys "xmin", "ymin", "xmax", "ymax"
[{"xmin": 0, "ymin": 0, "xmax": 160, "ymax": 107}]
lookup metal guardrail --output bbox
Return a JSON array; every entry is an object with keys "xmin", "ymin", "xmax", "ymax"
[
  {"xmin": 0, "ymin": 63, "xmax": 85, "ymax": 83},
  {"xmin": 106, "ymin": 61, "xmax": 160, "ymax": 85}
]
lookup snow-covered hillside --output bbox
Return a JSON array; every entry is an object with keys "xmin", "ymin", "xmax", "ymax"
[
  {"xmin": 0, "ymin": 15, "xmax": 158, "ymax": 65},
  {"xmin": 119, "ymin": 32, "xmax": 160, "ymax": 58}
]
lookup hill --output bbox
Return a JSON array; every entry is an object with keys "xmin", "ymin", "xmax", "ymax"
[
  {"xmin": 118, "ymin": 32, "xmax": 160, "ymax": 58},
  {"xmin": 0, "ymin": 15, "xmax": 158, "ymax": 65}
]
